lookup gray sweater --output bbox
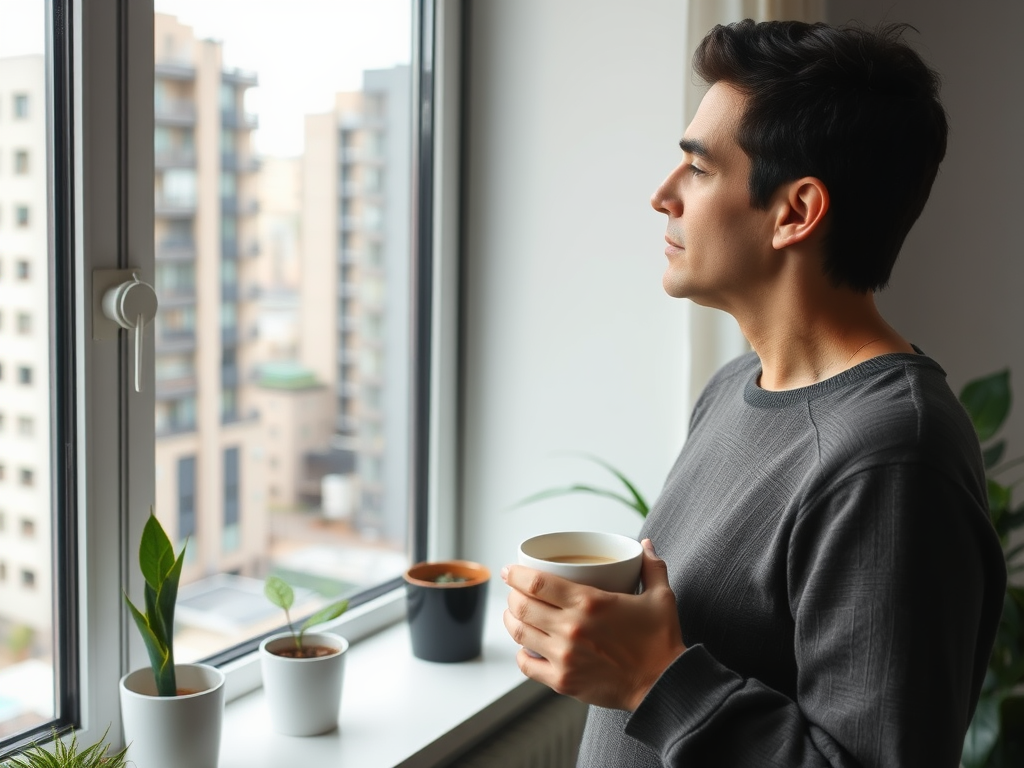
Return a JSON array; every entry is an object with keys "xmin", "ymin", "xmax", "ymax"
[{"xmin": 576, "ymin": 351, "xmax": 1005, "ymax": 768}]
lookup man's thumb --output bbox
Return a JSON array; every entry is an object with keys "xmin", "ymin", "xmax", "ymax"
[{"xmin": 640, "ymin": 538, "xmax": 668, "ymax": 587}]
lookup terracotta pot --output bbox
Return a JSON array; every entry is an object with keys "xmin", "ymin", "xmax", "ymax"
[
  {"xmin": 119, "ymin": 662, "xmax": 224, "ymax": 768},
  {"xmin": 402, "ymin": 560, "xmax": 490, "ymax": 663},
  {"xmin": 259, "ymin": 631, "xmax": 349, "ymax": 736}
]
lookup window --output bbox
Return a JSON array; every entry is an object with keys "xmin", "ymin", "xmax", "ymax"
[
  {"xmin": 20, "ymin": 518, "xmax": 35, "ymax": 538},
  {"xmin": 223, "ymin": 447, "xmax": 240, "ymax": 553},
  {"xmin": 16, "ymin": 312, "xmax": 32, "ymax": 334},
  {"xmin": 14, "ymin": 149, "xmax": 29, "ymax": 174},
  {"xmin": 13, "ymin": 93, "xmax": 29, "ymax": 118},
  {"xmin": 17, "ymin": 416, "xmax": 33, "ymax": 436},
  {"xmin": 2, "ymin": 0, "xmax": 443, "ymax": 753},
  {"xmin": 178, "ymin": 456, "xmax": 197, "ymax": 549}
]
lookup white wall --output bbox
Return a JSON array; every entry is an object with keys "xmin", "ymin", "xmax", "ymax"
[
  {"xmin": 460, "ymin": 0, "xmax": 691, "ymax": 573},
  {"xmin": 826, "ymin": 0, "xmax": 1024, "ymax": 448}
]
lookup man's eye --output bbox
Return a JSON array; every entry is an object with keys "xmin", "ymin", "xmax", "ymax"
[{"xmin": 688, "ymin": 164, "xmax": 706, "ymax": 177}]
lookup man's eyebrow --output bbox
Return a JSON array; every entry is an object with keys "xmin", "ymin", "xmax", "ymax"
[{"xmin": 679, "ymin": 138, "xmax": 713, "ymax": 162}]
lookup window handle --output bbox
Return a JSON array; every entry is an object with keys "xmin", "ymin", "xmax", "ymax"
[{"xmin": 98, "ymin": 271, "xmax": 159, "ymax": 393}]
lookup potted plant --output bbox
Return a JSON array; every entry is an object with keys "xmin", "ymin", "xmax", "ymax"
[
  {"xmin": 118, "ymin": 511, "xmax": 225, "ymax": 768},
  {"xmin": 959, "ymin": 370, "xmax": 1024, "ymax": 768},
  {"xmin": 1, "ymin": 725, "xmax": 128, "ymax": 768},
  {"xmin": 514, "ymin": 452, "xmax": 650, "ymax": 517},
  {"xmin": 402, "ymin": 560, "xmax": 491, "ymax": 663},
  {"xmin": 259, "ymin": 575, "xmax": 350, "ymax": 736}
]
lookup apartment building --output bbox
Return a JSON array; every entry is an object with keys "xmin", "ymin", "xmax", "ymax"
[
  {"xmin": 152, "ymin": 14, "xmax": 267, "ymax": 580},
  {"xmin": 0, "ymin": 55, "xmax": 51, "ymax": 650},
  {"xmin": 302, "ymin": 66, "xmax": 411, "ymax": 541}
]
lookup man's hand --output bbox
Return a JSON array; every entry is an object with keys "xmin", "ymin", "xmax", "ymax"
[{"xmin": 502, "ymin": 538, "xmax": 686, "ymax": 712}]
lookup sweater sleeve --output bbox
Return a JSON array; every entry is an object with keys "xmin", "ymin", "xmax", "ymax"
[{"xmin": 623, "ymin": 462, "xmax": 1003, "ymax": 768}]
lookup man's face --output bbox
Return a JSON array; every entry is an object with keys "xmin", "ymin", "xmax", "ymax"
[{"xmin": 650, "ymin": 82, "xmax": 779, "ymax": 310}]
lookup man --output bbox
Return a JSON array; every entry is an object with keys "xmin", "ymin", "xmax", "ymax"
[{"xmin": 502, "ymin": 19, "xmax": 1006, "ymax": 768}]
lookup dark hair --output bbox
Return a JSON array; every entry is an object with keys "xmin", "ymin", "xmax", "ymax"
[{"xmin": 693, "ymin": 19, "xmax": 948, "ymax": 292}]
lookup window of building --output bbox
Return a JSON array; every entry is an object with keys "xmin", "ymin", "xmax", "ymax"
[
  {"xmin": 178, "ymin": 456, "xmax": 197, "ymax": 552},
  {"xmin": 223, "ymin": 447, "xmax": 240, "ymax": 553},
  {"xmin": 0, "ymin": 464, "xmax": 5, "ymax": 482},
  {"xmin": 17, "ymin": 416, "xmax": 33, "ymax": 437},
  {"xmin": 15, "ymin": 205, "xmax": 29, "ymax": 228},
  {"xmin": 20, "ymin": 518, "xmax": 35, "ymax": 538},
  {"xmin": 19, "ymin": 468, "xmax": 34, "ymax": 487},
  {"xmin": 16, "ymin": 312, "xmax": 31, "ymax": 335},
  {"xmin": 16, "ymin": 259, "xmax": 29, "ymax": 280},
  {"xmin": 17, "ymin": 366, "xmax": 32, "ymax": 385},
  {"xmin": 14, "ymin": 149, "xmax": 28, "ymax": 174},
  {"xmin": 20, "ymin": 569, "xmax": 35, "ymax": 589},
  {"xmin": 0, "ymin": 562, "xmax": 6, "ymax": 582},
  {"xmin": 13, "ymin": 93, "xmax": 28, "ymax": 119}
]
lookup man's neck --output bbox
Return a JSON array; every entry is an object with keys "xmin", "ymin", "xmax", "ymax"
[{"xmin": 734, "ymin": 283, "xmax": 913, "ymax": 392}]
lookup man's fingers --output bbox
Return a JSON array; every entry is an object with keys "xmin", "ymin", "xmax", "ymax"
[
  {"xmin": 640, "ymin": 538, "xmax": 670, "ymax": 590},
  {"xmin": 503, "ymin": 608, "xmax": 551, "ymax": 656},
  {"xmin": 503, "ymin": 564, "xmax": 577, "ymax": 607}
]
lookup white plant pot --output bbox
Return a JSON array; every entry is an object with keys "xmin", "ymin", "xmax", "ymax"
[
  {"xmin": 259, "ymin": 631, "xmax": 349, "ymax": 736},
  {"xmin": 119, "ymin": 662, "xmax": 225, "ymax": 768}
]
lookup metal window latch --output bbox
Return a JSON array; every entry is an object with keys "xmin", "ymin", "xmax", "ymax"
[{"xmin": 93, "ymin": 269, "xmax": 159, "ymax": 393}]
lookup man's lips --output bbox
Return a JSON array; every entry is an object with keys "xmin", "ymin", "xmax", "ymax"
[{"xmin": 664, "ymin": 236, "xmax": 684, "ymax": 256}]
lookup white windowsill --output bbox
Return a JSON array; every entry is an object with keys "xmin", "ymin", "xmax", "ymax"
[{"xmin": 217, "ymin": 593, "xmax": 549, "ymax": 768}]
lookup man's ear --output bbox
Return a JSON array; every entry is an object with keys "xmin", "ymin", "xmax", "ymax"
[{"xmin": 771, "ymin": 177, "xmax": 829, "ymax": 250}]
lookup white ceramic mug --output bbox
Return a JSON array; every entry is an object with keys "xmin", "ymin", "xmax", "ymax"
[{"xmin": 518, "ymin": 531, "xmax": 643, "ymax": 594}]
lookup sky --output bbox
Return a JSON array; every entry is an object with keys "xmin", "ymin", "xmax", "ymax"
[{"xmin": 0, "ymin": 0, "xmax": 412, "ymax": 156}]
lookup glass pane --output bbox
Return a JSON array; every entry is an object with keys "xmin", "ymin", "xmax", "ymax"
[
  {"xmin": 0, "ymin": 0, "xmax": 54, "ymax": 739},
  {"xmin": 151, "ymin": 0, "xmax": 414, "ymax": 660}
]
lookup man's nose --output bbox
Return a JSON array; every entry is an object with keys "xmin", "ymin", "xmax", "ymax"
[{"xmin": 651, "ymin": 175, "xmax": 681, "ymax": 217}]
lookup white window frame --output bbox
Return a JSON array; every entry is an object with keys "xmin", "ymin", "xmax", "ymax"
[{"xmin": 59, "ymin": 0, "xmax": 463, "ymax": 749}]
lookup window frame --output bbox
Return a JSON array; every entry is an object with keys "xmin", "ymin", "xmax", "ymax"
[{"xmin": 2, "ymin": 0, "xmax": 462, "ymax": 755}]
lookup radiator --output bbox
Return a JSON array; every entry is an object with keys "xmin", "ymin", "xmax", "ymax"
[{"xmin": 446, "ymin": 694, "xmax": 589, "ymax": 768}]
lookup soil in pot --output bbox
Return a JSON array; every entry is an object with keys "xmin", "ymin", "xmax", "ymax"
[{"xmin": 269, "ymin": 644, "xmax": 340, "ymax": 659}]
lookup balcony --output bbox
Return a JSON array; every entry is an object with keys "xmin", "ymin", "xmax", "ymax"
[
  {"xmin": 155, "ymin": 59, "xmax": 196, "ymax": 81},
  {"xmin": 221, "ymin": 365, "xmax": 239, "ymax": 388},
  {"xmin": 221, "ymin": 196, "xmax": 260, "ymax": 217},
  {"xmin": 222, "ymin": 109, "xmax": 259, "ymax": 130},
  {"xmin": 155, "ymin": 148, "xmax": 197, "ymax": 168},
  {"xmin": 154, "ymin": 100, "xmax": 196, "ymax": 127},
  {"xmin": 155, "ymin": 331, "xmax": 197, "ymax": 354},
  {"xmin": 221, "ymin": 152, "xmax": 261, "ymax": 173},
  {"xmin": 222, "ymin": 238, "xmax": 238, "ymax": 260},
  {"xmin": 156, "ymin": 239, "xmax": 197, "ymax": 261},
  {"xmin": 155, "ymin": 196, "xmax": 196, "ymax": 218},
  {"xmin": 222, "ymin": 67, "xmax": 258, "ymax": 87},
  {"xmin": 155, "ymin": 376, "xmax": 198, "ymax": 399},
  {"xmin": 222, "ymin": 328, "xmax": 240, "ymax": 347},
  {"xmin": 222, "ymin": 282, "xmax": 239, "ymax": 302}
]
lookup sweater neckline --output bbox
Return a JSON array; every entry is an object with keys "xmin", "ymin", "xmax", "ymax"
[{"xmin": 743, "ymin": 347, "xmax": 943, "ymax": 408}]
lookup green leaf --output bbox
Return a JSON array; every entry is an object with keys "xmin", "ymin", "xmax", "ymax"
[
  {"xmin": 124, "ymin": 593, "xmax": 174, "ymax": 695},
  {"xmin": 574, "ymin": 453, "xmax": 651, "ymax": 517},
  {"xmin": 989, "ymin": 479, "xmax": 1012, "ymax": 524},
  {"xmin": 264, "ymin": 575, "xmax": 295, "ymax": 611},
  {"xmin": 301, "ymin": 599, "xmax": 349, "ymax": 634},
  {"xmin": 513, "ymin": 484, "xmax": 646, "ymax": 515},
  {"xmin": 960, "ymin": 369, "xmax": 1011, "ymax": 442},
  {"xmin": 962, "ymin": 692, "xmax": 1003, "ymax": 768},
  {"xmin": 139, "ymin": 512, "xmax": 174, "ymax": 590},
  {"xmin": 984, "ymin": 440, "xmax": 1007, "ymax": 470}
]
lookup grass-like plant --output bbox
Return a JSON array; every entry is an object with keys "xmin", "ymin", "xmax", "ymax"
[
  {"xmin": 123, "ymin": 511, "xmax": 185, "ymax": 697},
  {"xmin": 264, "ymin": 575, "xmax": 349, "ymax": 656},
  {"xmin": 513, "ymin": 452, "xmax": 650, "ymax": 517},
  {"xmin": 1, "ymin": 725, "xmax": 128, "ymax": 768},
  {"xmin": 959, "ymin": 369, "xmax": 1024, "ymax": 768}
]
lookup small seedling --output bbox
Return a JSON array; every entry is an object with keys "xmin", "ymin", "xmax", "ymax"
[
  {"xmin": 2, "ymin": 725, "xmax": 129, "ymax": 768},
  {"xmin": 264, "ymin": 575, "xmax": 349, "ymax": 656}
]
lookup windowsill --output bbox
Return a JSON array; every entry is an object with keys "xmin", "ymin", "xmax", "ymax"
[{"xmin": 217, "ymin": 592, "xmax": 549, "ymax": 768}]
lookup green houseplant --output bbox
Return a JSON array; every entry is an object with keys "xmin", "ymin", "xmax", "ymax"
[
  {"xmin": 960, "ymin": 369, "xmax": 1024, "ymax": 768},
  {"xmin": 514, "ymin": 453, "xmax": 650, "ymax": 518},
  {"xmin": 118, "ymin": 511, "xmax": 225, "ymax": 768},
  {"xmin": 259, "ymin": 575, "xmax": 351, "ymax": 736},
  {"xmin": 1, "ymin": 726, "xmax": 128, "ymax": 768}
]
